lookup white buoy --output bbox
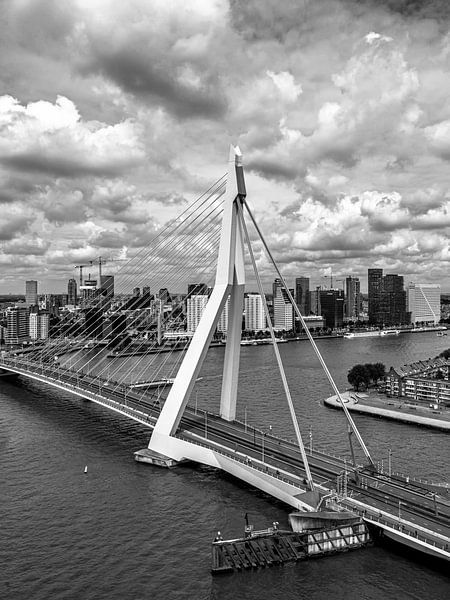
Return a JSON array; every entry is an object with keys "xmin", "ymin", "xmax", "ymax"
[{"xmin": 84, "ymin": 465, "xmax": 88, "ymax": 474}]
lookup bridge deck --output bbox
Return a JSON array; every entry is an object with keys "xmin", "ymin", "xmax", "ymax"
[{"xmin": 1, "ymin": 357, "xmax": 449, "ymax": 561}]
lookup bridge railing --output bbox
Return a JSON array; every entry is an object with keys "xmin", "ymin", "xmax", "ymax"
[
  {"xmin": 346, "ymin": 503, "xmax": 449, "ymax": 552},
  {"xmin": 228, "ymin": 415, "xmax": 358, "ymax": 467},
  {"xmin": 177, "ymin": 430, "xmax": 312, "ymax": 492},
  {"xmin": 0, "ymin": 357, "xmax": 158, "ymax": 426}
]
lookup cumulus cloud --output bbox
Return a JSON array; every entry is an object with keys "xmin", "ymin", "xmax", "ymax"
[
  {"xmin": 0, "ymin": 209, "xmax": 33, "ymax": 241},
  {"xmin": 425, "ymin": 120, "xmax": 450, "ymax": 160},
  {"xmin": 72, "ymin": 0, "xmax": 230, "ymax": 119},
  {"xmin": 266, "ymin": 71, "xmax": 303, "ymax": 102},
  {"xmin": 0, "ymin": 95, "xmax": 145, "ymax": 177},
  {"xmin": 0, "ymin": 0, "xmax": 450, "ymax": 291},
  {"xmin": 365, "ymin": 32, "xmax": 393, "ymax": 45},
  {"xmin": 2, "ymin": 236, "xmax": 50, "ymax": 256}
]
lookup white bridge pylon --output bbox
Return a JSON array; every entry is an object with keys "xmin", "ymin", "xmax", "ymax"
[
  {"xmin": 150, "ymin": 145, "xmax": 246, "ymax": 446},
  {"xmin": 147, "ymin": 147, "xmax": 320, "ymax": 511}
]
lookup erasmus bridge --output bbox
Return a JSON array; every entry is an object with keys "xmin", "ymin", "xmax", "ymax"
[{"xmin": 1, "ymin": 147, "xmax": 449, "ymax": 564}]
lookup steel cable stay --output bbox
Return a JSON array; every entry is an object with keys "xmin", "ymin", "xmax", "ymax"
[
  {"xmin": 102, "ymin": 208, "xmax": 229, "ymax": 406},
  {"xmin": 236, "ymin": 201, "xmax": 316, "ymax": 493},
  {"xmin": 35, "ymin": 219, "xmax": 220, "ymax": 393},
  {"xmin": 13, "ymin": 177, "xmax": 227, "ymax": 405},
  {"xmin": 105, "ymin": 259, "xmax": 220, "ymax": 403},
  {"xmin": 74, "ymin": 200, "xmax": 223, "ymax": 392},
  {"xmin": 89, "ymin": 204, "xmax": 224, "ymax": 389},
  {"xmin": 33, "ymin": 178, "xmax": 225, "ymax": 370},
  {"xmin": 12, "ymin": 163, "xmax": 372, "ymax": 477},
  {"xmin": 242, "ymin": 198, "xmax": 375, "ymax": 470},
  {"xmin": 5, "ymin": 148, "xmax": 449, "ymax": 566},
  {"xmin": 105, "ymin": 208, "xmax": 223, "ymax": 384},
  {"xmin": 41, "ymin": 180, "xmax": 224, "ymax": 363}
]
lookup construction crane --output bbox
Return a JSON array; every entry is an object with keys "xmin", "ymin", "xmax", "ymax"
[
  {"xmin": 89, "ymin": 256, "xmax": 127, "ymax": 283},
  {"xmin": 90, "ymin": 256, "xmax": 106, "ymax": 282},
  {"xmin": 324, "ymin": 271, "xmax": 345, "ymax": 290},
  {"xmin": 74, "ymin": 264, "xmax": 90, "ymax": 288}
]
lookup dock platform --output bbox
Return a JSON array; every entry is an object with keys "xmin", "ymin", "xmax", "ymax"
[{"xmin": 211, "ymin": 519, "xmax": 371, "ymax": 574}]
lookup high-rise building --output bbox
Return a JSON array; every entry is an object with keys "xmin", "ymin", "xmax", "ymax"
[
  {"xmin": 310, "ymin": 287, "xmax": 322, "ymax": 316},
  {"xmin": 80, "ymin": 279, "xmax": 97, "ymax": 307},
  {"xmin": 295, "ymin": 277, "xmax": 310, "ymax": 315},
  {"xmin": 83, "ymin": 308, "xmax": 103, "ymax": 339},
  {"xmin": 272, "ymin": 278, "xmax": 283, "ymax": 301},
  {"xmin": 345, "ymin": 276, "xmax": 361, "ymax": 320},
  {"xmin": 103, "ymin": 313, "xmax": 128, "ymax": 341},
  {"xmin": 273, "ymin": 282, "xmax": 293, "ymax": 331},
  {"xmin": 159, "ymin": 288, "xmax": 170, "ymax": 305},
  {"xmin": 42, "ymin": 294, "xmax": 67, "ymax": 317},
  {"xmin": 319, "ymin": 289, "xmax": 344, "ymax": 329},
  {"xmin": 368, "ymin": 268, "xmax": 383, "ymax": 324},
  {"xmin": 379, "ymin": 274, "xmax": 407, "ymax": 326},
  {"xmin": 29, "ymin": 312, "xmax": 49, "ymax": 340},
  {"xmin": 245, "ymin": 293, "xmax": 266, "ymax": 331},
  {"xmin": 6, "ymin": 306, "xmax": 29, "ymax": 343},
  {"xmin": 187, "ymin": 295, "xmax": 208, "ymax": 332},
  {"xmin": 68, "ymin": 278, "xmax": 77, "ymax": 306},
  {"xmin": 25, "ymin": 280, "xmax": 38, "ymax": 306},
  {"xmin": 217, "ymin": 297, "xmax": 230, "ymax": 333},
  {"xmin": 29, "ymin": 312, "xmax": 38, "ymax": 340},
  {"xmin": 188, "ymin": 283, "xmax": 208, "ymax": 297},
  {"xmin": 39, "ymin": 313, "xmax": 49, "ymax": 339},
  {"xmin": 407, "ymin": 283, "xmax": 441, "ymax": 325},
  {"xmin": 140, "ymin": 286, "xmax": 153, "ymax": 309},
  {"xmin": 100, "ymin": 275, "xmax": 114, "ymax": 299}
]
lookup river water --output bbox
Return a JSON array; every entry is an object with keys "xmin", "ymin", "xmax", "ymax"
[{"xmin": 1, "ymin": 331, "xmax": 449, "ymax": 599}]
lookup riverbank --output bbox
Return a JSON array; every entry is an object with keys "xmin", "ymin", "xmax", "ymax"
[{"xmin": 323, "ymin": 390, "xmax": 450, "ymax": 431}]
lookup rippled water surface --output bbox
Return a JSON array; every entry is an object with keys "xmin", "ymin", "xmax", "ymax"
[{"xmin": 1, "ymin": 332, "xmax": 449, "ymax": 599}]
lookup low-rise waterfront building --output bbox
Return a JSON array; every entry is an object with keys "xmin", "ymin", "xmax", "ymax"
[
  {"xmin": 298, "ymin": 315, "xmax": 326, "ymax": 332},
  {"xmin": 385, "ymin": 357, "xmax": 450, "ymax": 407}
]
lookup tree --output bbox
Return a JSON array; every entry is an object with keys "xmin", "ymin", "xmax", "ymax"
[
  {"xmin": 364, "ymin": 363, "xmax": 378, "ymax": 383},
  {"xmin": 373, "ymin": 362, "xmax": 386, "ymax": 382},
  {"xmin": 348, "ymin": 364, "xmax": 371, "ymax": 391}
]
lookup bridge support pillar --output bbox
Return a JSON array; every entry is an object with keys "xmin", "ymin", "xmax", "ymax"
[
  {"xmin": 220, "ymin": 257, "xmax": 245, "ymax": 421},
  {"xmin": 134, "ymin": 448, "xmax": 183, "ymax": 468},
  {"xmin": 149, "ymin": 145, "xmax": 246, "ymax": 449}
]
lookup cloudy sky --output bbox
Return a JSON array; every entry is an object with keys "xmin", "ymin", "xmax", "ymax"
[{"xmin": 1, "ymin": 0, "xmax": 450, "ymax": 294}]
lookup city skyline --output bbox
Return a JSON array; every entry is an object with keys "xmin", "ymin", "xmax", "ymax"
[
  {"xmin": 2, "ymin": 268, "xmax": 448, "ymax": 300},
  {"xmin": 1, "ymin": 1, "xmax": 450, "ymax": 293},
  {"xmin": 1, "ymin": 271, "xmax": 443, "ymax": 349}
]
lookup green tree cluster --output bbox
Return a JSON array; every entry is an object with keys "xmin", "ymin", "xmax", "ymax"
[{"xmin": 347, "ymin": 362, "xmax": 386, "ymax": 391}]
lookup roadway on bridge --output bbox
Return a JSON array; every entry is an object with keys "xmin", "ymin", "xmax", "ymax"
[
  {"xmin": 2, "ymin": 359, "xmax": 449, "ymax": 552},
  {"xmin": 175, "ymin": 410, "xmax": 450, "ymax": 545}
]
